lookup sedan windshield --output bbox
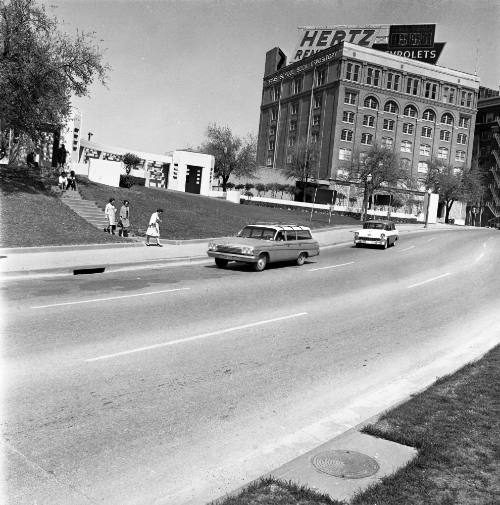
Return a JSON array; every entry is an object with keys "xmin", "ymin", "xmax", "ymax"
[
  {"xmin": 363, "ymin": 222, "xmax": 385, "ymax": 230},
  {"xmin": 238, "ymin": 226, "xmax": 276, "ymax": 240}
]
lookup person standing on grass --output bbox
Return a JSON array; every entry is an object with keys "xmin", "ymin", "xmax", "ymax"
[
  {"xmin": 104, "ymin": 198, "xmax": 117, "ymax": 234},
  {"xmin": 146, "ymin": 208, "xmax": 163, "ymax": 246},
  {"xmin": 118, "ymin": 200, "xmax": 130, "ymax": 237}
]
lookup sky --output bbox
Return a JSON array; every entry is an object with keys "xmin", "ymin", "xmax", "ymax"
[{"xmin": 42, "ymin": 0, "xmax": 500, "ymax": 155}]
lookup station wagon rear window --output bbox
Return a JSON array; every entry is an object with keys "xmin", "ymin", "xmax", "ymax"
[{"xmin": 296, "ymin": 230, "xmax": 312, "ymax": 240}]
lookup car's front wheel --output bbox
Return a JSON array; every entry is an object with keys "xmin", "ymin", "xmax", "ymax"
[
  {"xmin": 215, "ymin": 258, "xmax": 228, "ymax": 268},
  {"xmin": 253, "ymin": 254, "xmax": 268, "ymax": 272},
  {"xmin": 296, "ymin": 252, "xmax": 307, "ymax": 266}
]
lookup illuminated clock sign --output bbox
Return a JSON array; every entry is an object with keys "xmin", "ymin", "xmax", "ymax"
[{"xmin": 291, "ymin": 24, "xmax": 445, "ymax": 64}]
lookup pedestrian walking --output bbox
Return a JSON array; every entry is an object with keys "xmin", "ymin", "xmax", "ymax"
[
  {"xmin": 104, "ymin": 198, "xmax": 117, "ymax": 234},
  {"xmin": 146, "ymin": 208, "xmax": 164, "ymax": 246},
  {"xmin": 118, "ymin": 200, "xmax": 130, "ymax": 237},
  {"xmin": 58, "ymin": 143, "xmax": 68, "ymax": 169},
  {"xmin": 58, "ymin": 171, "xmax": 67, "ymax": 191}
]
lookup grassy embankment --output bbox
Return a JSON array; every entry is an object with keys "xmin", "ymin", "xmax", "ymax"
[
  {"xmin": 213, "ymin": 345, "xmax": 500, "ymax": 505},
  {"xmin": 0, "ymin": 165, "xmax": 358, "ymax": 247}
]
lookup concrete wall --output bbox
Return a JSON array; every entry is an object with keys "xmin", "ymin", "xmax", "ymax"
[{"xmin": 88, "ymin": 159, "xmax": 121, "ymax": 187}]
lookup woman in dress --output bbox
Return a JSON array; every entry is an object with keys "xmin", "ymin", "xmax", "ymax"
[
  {"xmin": 146, "ymin": 208, "xmax": 164, "ymax": 246},
  {"xmin": 118, "ymin": 200, "xmax": 130, "ymax": 237},
  {"xmin": 104, "ymin": 198, "xmax": 117, "ymax": 234}
]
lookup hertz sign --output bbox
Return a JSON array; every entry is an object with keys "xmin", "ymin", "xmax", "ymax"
[{"xmin": 292, "ymin": 24, "xmax": 445, "ymax": 64}]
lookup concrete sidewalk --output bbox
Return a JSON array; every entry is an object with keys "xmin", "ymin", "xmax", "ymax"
[{"xmin": 0, "ymin": 223, "xmax": 455, "ymax": 279}]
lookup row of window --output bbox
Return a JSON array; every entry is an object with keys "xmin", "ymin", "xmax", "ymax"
[
  {"xmin": 344, "ymin": 93, "xmax": 471, "ymax": 126},
  {"xmin": 338, "ymin": 146, "xmax": 467, "ymax": 163},
  {"xmin": 344, "ymin": 62, "xmax": 475, "ymax": 107},
  {"xmin": 340, "ymin": 125, "xmax": 467, "ymax": 143}
]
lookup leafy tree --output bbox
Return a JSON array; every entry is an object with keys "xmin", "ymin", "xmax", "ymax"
[
  {"xmin": 424, "ymin": 159, "xmax": 466, "ymax": 223},
  {"xmin": 226, "ymin": 182, "xmax": 235, "ymax": 190},
  {"xmin": 235, "ymin": 183, "xmax": 245, "ymax": 190},
  {"xmin": 347, "ymin": 145, "xmax": 406, "ymax": 221},
  {"xmin": 244, "ymin": 182, "xmax": 254, "ymax": 192},
  {"xmin": 122, "ymin": 152, "xmax": 142, "ymax": 175},
  {"xmin": 280, "ymin": 139, "xmax": 319, "ymax": 202},
  {"xmin": 0, "ymin": 0, "xmax": 110, "ymax": 163},
  {"xmin": 200, "ymin": 123, "xmax": 257, "ymax": 191},
  {"xmin": 255, "ymin": 183, "xmax": 266, "ymax": 196}
]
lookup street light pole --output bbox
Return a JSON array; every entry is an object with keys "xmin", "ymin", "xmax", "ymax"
[{"xmin": 424, "ymin": 188, "xmax": 432, "ymax": 228}]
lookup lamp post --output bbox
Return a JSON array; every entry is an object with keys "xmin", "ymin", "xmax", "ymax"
[
  {"xmin": 362, "ymin": 173, "xmax": 372, "ymax": 221},
  {"xmin": 424, "ymin": 188, "xmax": 432, "ymax": 228}
]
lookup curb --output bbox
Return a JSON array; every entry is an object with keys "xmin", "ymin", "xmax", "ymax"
[{"xmin": 0, "ymin": 225, "xmax": 470, "ymax": 280}]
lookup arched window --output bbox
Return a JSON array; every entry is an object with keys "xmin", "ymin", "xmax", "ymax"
[
  {"xmin": 441, "ymin": 113, "xmax": 454, "ymax": 125},
  {"xmin": 422, "ymin": 109, "xmax": 436, "ymax": 121},
  {"xmin": 364, "ymin": 96, "xmax": 379, "ymax": 109},
  {"xmin": 403, "ymin": 105, "xmax": 418, "ymax": 117},
  {"xmin": 384, "ymin": 101, "xmax": 398, "ymax": 114}
]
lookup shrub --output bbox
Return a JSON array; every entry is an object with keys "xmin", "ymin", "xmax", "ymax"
[{"xmin": 119, "ymin": 175, "xmax": 145, "ymax": 188}]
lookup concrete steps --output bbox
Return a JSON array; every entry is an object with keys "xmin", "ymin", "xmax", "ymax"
[{"xmin": 55, "ymin": 187, "xmax": 107, "ymax": 230}]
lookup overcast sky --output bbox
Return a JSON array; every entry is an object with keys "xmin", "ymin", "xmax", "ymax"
[{"xmin": 43, "ymin": 0, "xmax": 500, "ymax": 154}]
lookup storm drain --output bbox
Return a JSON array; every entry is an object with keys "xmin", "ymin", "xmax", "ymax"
[
  {"xmin": 311, "ymin": 450, "xmax": 379, "ymax": 479},
  {"xmin": 73, "ymin": 267, "xmax": 106, "ymax": 275}
]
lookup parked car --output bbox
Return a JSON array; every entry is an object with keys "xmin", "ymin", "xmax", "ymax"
[
  {"xmin": 354, "ymin": 220, "xmax": 398, "ymax": 249},
  {"xmin": 207, "ymin": 223, "xmax": 320, "ymax": 271}
]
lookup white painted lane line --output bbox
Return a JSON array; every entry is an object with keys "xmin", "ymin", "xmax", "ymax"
[
  {"xmin": 407, "ymin": 273, "xmax": 451, "ymax": 289},
  {"xmin": 86, "ymin": 312, "xmax": 308, "ymax": 362},
  {"xmin": 427, "ymin": 237, "xmax": 436, "ymax": 242},
  {"xmin": 475, "ymin": 252, "xmax": 485, "ymax": 263},
  {"xmin": 31, "ymin": 287, "xmax": 191, "ymax": 309},
  {"xmin": 308, "ymin": 262, "xmax": 354, "ymax": 272},
  {"xmin": 399, "ymin": 246, "xmax": 415, "ymax": 252}
]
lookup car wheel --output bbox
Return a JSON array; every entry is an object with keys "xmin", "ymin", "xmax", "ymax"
[
  {"xmin": 215, "ymin": 258, "xmax": 228, "ymax": 268},
  {"xmin": 253, "ymin": 254, "xmax": 268, "ymax": 272},
  {"xmin": 383, "ymin": 240, "xmax": 388, "ymax": 249},
  {"xmin": 355, "ymin": 243, "xmax": 361, "ymax": 248},
  {"xmin": 296, "ymin": 252, "xmax": 307, "ymax": 266}
]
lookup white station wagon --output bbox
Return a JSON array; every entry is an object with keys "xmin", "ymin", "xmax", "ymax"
[
  {"xmin": 354, "ymin": 220, "xmax": 399, "ymax": 249},
  {"xmin": 207, "ymin": 223, "xmax": 320, "ymax": 271}
]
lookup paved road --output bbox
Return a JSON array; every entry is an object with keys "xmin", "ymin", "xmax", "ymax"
[{"xmin": 2, "ymin": 228, "xmax": 500, "ymax": 505}]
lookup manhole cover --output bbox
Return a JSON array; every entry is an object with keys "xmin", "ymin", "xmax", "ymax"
[{"xmin": 311, "ymin": 450, "xmax": 379, "ymax": 479}]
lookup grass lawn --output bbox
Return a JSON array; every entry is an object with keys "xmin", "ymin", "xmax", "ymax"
[
  {"xmin": 213, "ymin": 345, "xmax": 500, "ymax": 505},
  {"xmin": 0, "ymin": 166, "xmax": 122, "ymax": 248},
  {"xmin": 77, "ymin": 176, "xmax": 358, "ymax": 240},
  {"xmin": 0, "ymin": 166, "xmax": 358, "ymax": 247}
]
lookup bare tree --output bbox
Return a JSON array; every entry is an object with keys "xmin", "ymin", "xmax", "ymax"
[
  {"xmin": 347, "ymin": 145, "xmax": 406, "ymax": 221},
  {"xmin": 280, "ymin": 139, "xmax": 320, "ymax": 202}
]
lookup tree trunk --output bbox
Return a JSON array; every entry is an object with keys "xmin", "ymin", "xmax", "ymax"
[{"xmin": 445, "ymin": 200, "xmax": 454, "ymax": 223}]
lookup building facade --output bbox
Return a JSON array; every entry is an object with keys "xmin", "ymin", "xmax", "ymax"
[
  {"xmin": 473, "ymin": 88, "xmax": 500, "ymax": 226},
  {"xmin": 257, "ymin": 42, "xmax": 480, "ymax": 185}
]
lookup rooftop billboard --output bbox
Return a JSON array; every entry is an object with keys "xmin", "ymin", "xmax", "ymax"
[{"xmin": 291, "ymin": 24, "xmax": 445, "ymax": 64}]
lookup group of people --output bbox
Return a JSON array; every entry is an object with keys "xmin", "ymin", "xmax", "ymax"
[
  {"xmin": 58, "ymin": 170, "xmax": 77, "ymax": 191},
  {"xmin": 104, "ymin": 198, "xmax": 164, "ymax": 245},
  {"xmin": 104, "ymin": 198, "xmax": 131, "ymax": 237}
]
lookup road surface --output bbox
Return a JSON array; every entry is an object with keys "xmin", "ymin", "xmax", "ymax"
[{"xmin": 2, "ymin": 227, "xmax": 499, "ymax": 505}]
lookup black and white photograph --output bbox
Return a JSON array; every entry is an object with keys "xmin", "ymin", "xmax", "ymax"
[{"xmin": 1, "ymin": 0, "xmax": 499, "ymax": 504}]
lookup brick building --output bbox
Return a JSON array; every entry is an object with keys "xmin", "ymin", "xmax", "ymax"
[
  {"xmin": 257, "ymin": 41, "xmax": 480, "ymax": 187},
  {"xmin": 472, "ymin": 87, "xmax": 500, "ymax": 226}
]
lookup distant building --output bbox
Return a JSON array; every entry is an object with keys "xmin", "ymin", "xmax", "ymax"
[
  {"xmin": 75, "ymin": 139, "xmax": 215, "ymax": 196},
  {"xmin": 472, "ymin": 87, "xmax": 500, "ymax": 226},
  {"xmin": 257, "ymin": 41, "xmax": 480, "ymax": 186}
]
